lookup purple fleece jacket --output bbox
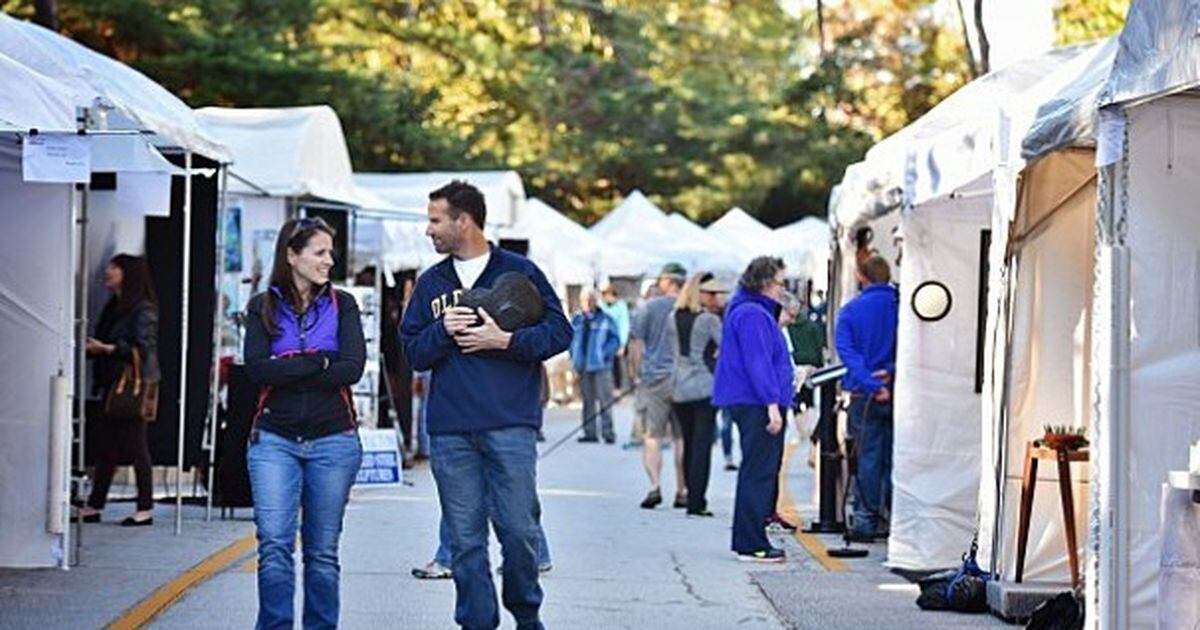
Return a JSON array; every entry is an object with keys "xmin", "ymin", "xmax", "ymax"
[{"xmin": 712, "ymin": 289, "xmax": 794, "ymax": 409}]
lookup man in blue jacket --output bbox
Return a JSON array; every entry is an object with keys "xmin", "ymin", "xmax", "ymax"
[
  {"xmin": 834, "ymin": 255, "xmax": 899, "ymax": 542},
  {"xmin": 400, "ymin": 181, "xmax": 572, "ymax": 630},
  {"xmin": 570, "ymin": 288, "xmax": 622, "ymax": 443}
]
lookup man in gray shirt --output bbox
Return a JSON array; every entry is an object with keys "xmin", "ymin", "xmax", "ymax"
[{"xmin": 630, "ymin": 262, "xmax": 687, "ymax": 509}]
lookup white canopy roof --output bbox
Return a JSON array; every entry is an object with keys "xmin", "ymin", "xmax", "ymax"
[
  {"xmin": 0, "ymin": 51, "xmax": 78, "ymax": 133},
  {"xmin": 0, "ymin": 13, "xmax": 229, "ymax": 161},
  {"xmin": 831, "ymin": 43, "xmax": 1098, "ymax": 230},
  {"xmin": 1017, "ymin": 38, "xmax": 1119, "ymax": 161},
  {"xmin": 664, "ymin": 213, "xmax": 747, "ymax": 273},
  {"xmin": 354, "ymin": 170, "xmax": 524, "ymax": 227},
  {"xmin": 772, "ymin": 216, "xmax": 830, "ymax": 280},
  {"xmin": 1100, "ymin": 0, "xmax": 1200, "ymax": 110},
  {"xmin": 196, "ymin": 106, "xmax": 395, "ymax": 210}
]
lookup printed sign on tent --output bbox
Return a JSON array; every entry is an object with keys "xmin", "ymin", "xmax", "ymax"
[
  {"xmin": 22, "ymin": 134, "xmax": 90, "ymax": 183},
  {"xmin": 355, "ymin": 428, "xmax": 403, "ymax": 486}
]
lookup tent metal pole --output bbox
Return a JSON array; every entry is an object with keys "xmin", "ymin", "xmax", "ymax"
[
  {"xmin": 175, "ymin": 151, "xmax": 194, "ymax": 536},
  {"xmin": 73, "ymin": 115, "xmax": 91, "ymax": 562},
  {"xmin": 205, "ymin": 166, "xmax": 230, "ymax": 522}
]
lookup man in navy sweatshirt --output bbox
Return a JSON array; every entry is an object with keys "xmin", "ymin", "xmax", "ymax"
[
  {"xmin": 400, "ymin": 181, "xmax": 572, "ymax": 630},
  {"xmin": 834, "ymin": 254, "xmax": 899, "ymax": 542}
]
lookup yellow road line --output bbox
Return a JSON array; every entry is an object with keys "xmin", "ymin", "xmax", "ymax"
[
  {"xmin": 778, "ymin": 442, "xmax": 847, "ymax": 573},
  {"xmin": 107, "ymin": 534, "xmax": 257, "ymax": 630}
]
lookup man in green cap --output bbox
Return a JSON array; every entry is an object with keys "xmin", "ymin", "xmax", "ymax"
[{"xmin": 629, "ymin": 262, "xmax": 689, "ymax": 509}]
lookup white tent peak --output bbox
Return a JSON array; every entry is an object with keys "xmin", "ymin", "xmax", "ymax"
[
  {"xmin": 708, "ymin": 207, "xmax": 775, "ymax": 245},
  {"xmin": 590, "ymin": 189, "xmax": 667, "ymax": 238}
]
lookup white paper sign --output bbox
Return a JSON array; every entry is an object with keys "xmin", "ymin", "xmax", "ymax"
[
  {"xmin": 355, "ymin": 428, "xmax": 403, "ymax": 486},
  {"xmin": 22, "ymin": 134, "xmax": 91, "ymax": 183}
]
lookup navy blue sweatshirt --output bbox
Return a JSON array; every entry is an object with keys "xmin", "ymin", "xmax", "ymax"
[{"xmin": 400, "ymin": 246, "xmax": 573, "ymax": 435}]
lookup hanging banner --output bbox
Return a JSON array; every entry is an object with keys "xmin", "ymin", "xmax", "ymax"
[{"xmin": 22, "ymin": 134, "xmax": 90, "ymax": 183}]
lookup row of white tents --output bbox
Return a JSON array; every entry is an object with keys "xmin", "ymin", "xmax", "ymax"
[
  {"xmin": 0, "ymin": 9, "xmax": 829, "ymax": 571},
  {"xmin": 825, "ymin": 1, "xmax": 1200, "ymax": 626}
]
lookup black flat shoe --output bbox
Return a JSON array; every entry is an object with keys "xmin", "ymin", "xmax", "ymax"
[
  {"xmin": 673, "ymin": 493, "xmax": 688, "ymax": 509},
  {"xmin": 80, "ymin": 513, "xmax": 101, "ymax": 523},
  {"xmin": 640, "ymin": 489, "xmax": 662, "ymax": 510},
  {"xmin": 577, "ymin": 436, "xmax": 599, "ymax": 443},
  {"xmin": 121, "ymin": 516, "xmax": 153, "ymax": 527},
  {"xmin": 687, "ymin": 509, "xmax": 715, "ymax": 518}
]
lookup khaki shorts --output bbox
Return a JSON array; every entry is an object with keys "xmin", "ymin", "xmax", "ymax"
[{"xmin": 635, "ymin": 375, "xmax": 679, "ymax": 439}]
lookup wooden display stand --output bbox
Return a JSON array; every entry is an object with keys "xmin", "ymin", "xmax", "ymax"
[{"xmin": 1014, "ymin": 442, "xmax": 1089, "ymax": 587}]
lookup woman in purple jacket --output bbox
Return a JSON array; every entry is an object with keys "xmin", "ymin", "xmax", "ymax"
[
  {"xmin": 712, "ymin": 257, "xmax": 795, "ymax": 563},
  {"xmin": 243, "ymin": 217, "xmax": 365, "ymax": 629}
]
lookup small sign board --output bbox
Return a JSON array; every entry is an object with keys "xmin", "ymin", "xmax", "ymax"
[
  {"xmin": 23, "ymin": 133, "xmax": 90, "ymax": 183},
  {"xmin": 355, "ymin": 428, "xmax": 402, "ymax": 486}
]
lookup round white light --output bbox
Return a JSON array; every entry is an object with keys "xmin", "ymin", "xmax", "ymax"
[{"xmin": 912, "ymin": 281, "xmax": 952, "ymax": 322}]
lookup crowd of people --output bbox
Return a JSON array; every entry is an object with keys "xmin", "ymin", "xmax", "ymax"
[{"xmin": 75, "ymin": 177, "xmax": 894, "ymax": 628}]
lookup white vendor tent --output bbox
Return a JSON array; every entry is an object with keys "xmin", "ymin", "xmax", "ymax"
[
  {"xmin": 512, "ymin": 197, "xmax": 599, "ymax": 287},
  {"xmin": 0, "ymin": 36, "xmax": 223, "ymax": 565},
  {"xmin": 771, "ymin": 216, "xmax": 830, "ymax": 289},
  {"xmin": 1089, "ymin": 2, "xmax": 1200, "ymax": 625},
  {"xmin": 0, "ymin": 13, "xmax": 228, "ymax": 161},
  {"xmin": 824, "ymin": 42, "xmax": 1099, "ymax": 572},
  {"xmin": 354, "ymin": 170, "xmax": 525, "ymax": 229},
  {"xmin": 706, "ymin": 207, "xmax": 775, "ymax": 252},
  {"xmin": 663, "ymin": 213, "xmax": 746, "ymax": 274},
  {"xmin": 974, "ymin": 39, "xmax": 1119, "ymax": 594}
]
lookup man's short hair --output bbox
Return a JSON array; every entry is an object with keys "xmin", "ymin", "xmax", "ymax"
[
  {"xmin": 739, "ymin": 256, "xmax": 786, "ymax": 293},
  {"xmin": 778, "ymin": 291, "xmax": 801, "ymax": 314},
  {"xmin": 859, "ymin": 255, "xmax": 891, "ymax": 285},
  {"xmin": 429, "ymin": 180, "xmax": 487, "ymax": 228}
]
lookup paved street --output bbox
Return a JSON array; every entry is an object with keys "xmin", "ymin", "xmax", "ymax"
[{"xmin": 1, "ymin": 403, "xmax": 1012, "ymax": 629}]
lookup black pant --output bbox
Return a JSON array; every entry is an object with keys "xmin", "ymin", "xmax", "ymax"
[
  {"xmin": 674, "ymin": 398, "xmax": 716, "ymax": 513},
  {"xmin": 88, "ymin": 416, "xmax": 154, "ymax": 511},
  {"xmin": 729, "ymin": 404, "xmax": 784, "ymax": 553}
]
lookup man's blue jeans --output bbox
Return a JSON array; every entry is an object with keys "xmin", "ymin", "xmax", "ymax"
[
  {"xmin": 434, "ymin": 512, "xmax": 551, "ymax": 568},
  {"xmin": 847, "ymin": 396, "xmax": 893, "ymax": 534},
  {"xmin": 719, "ymin": 407, "xmax": 736, "ymax": 460},
  {"xmin": 430, "ymin": 426, "xmax": 545, "ymax": 630},
  {"xmin": 247, "ymin": 429, "xmax": 362, "ymax": 630}
]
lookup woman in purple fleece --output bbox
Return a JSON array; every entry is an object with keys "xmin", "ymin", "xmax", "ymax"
[
  {"xmin": 243, "ymin": 217, "xmax": 366, "ymax": 629},
  {"xmin": 712, "ymin": 256, "xmax": 795, "ymax": 563}
]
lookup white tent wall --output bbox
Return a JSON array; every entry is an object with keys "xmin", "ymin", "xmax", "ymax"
[
  {"xmin": 978, "ymin": 149, "xmax": 1096, "ymax": 583},
  {"xmin": 0, "ymin": 148, "xmax": 73, "ymax": 567},
  {"xmin": 886, "ymin": 183, "xmax": 990, "ymax": 571},
  {"xmin": 1105, "ymin": 97, "xmax": 1200, "ymax": 626}
]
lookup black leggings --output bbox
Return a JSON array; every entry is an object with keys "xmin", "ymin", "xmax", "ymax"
[
  {"xmin": 88, "ymin": 416, "xmax": 154, "ymax": 511},
  {"xmin": 673, "ymin": 398, "xmax": 716, "ymax": 512}
]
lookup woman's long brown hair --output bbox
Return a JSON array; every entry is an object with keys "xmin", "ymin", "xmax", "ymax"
[
  {"xmin": 260, "ymin": 217, "xmax": 336, "ymax": 336},
  {"xmin": 110, "ymin": 254, "xmax": 158, "ymax": 313}
]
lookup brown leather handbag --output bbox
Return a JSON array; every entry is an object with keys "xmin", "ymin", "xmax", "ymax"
[{"xmin": 103, "ymin": 347, "xmax": 160, "ymax": 423}]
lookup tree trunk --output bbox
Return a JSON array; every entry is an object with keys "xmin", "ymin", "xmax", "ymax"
[
  {"xmin": 973, "ymin": 0, "xmax": 990, "ymax": 74},
  {"xmin": 33, "ymin": 0, "xmax": 58, "ymax": 31},
  {"xmin": 955, "ymin": 0, "xmax": 979, "ymax": 77},
  {"xmin": 816, "ymin": 0, "xmax": 826, "ymax": 55}
]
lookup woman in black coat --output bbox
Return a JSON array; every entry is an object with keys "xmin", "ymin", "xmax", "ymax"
[{"xmin": 78, "ymin": 254, "xmax": 161, "ymax": 527}]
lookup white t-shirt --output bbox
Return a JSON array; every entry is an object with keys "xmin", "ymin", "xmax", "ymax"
[{"xmin": 453, "ymin": 251, "xmax": 491, "ymax": 289}]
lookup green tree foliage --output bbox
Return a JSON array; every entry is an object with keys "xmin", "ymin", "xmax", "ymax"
[
  {"xmin": 5, "ymin": 0, "xmax": 971, "ymax": 226},
  {"xmin": 1054, "ymin": 0, "xmax": 1130, "ymax": 45}
]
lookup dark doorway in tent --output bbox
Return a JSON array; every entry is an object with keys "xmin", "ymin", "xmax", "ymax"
[
  {"xmin": 144, "ymin": 154, "xmax": 219, "ymax": 471},
  {"xmin": 302, "ymin": 206, "xmax": 349, "ymax": 283},
  {"xmin": 499, "ymin": 238, "xmax": 529, "ymax": 257}
]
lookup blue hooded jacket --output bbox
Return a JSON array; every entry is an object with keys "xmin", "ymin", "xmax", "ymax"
[
  {"xmin": 834, "ymin": 283, "xmax": 899, "ymax": 394},
  {"xmin": 712, "ymin": 289, "xmax": 794, "ymax": 409},
  {"xmin": 400, "ymin": 246, "xmax": 573, "ymax": 435},
  {"xmin": 570, "ymin": 309, "xmax": 621, "ymax": 373}
]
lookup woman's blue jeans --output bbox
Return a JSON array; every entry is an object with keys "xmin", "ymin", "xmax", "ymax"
[{"xmin": 248, "ymin": 429, "xmax": 362, "ymax": 630}]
